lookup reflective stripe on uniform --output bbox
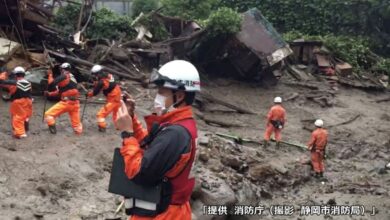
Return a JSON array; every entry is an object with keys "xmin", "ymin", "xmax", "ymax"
[
  {"xmin": 125, "ymin": 198, "xmax": 157, "ymax": 211},
  {"xmin": 16, "ymin": 79, "xmax": 31, "ymax": 91},
  {"xmin": 125, "ymin": 198, "xmax": 133, "ymax": 209},
  {"xmin": 45, "ymin": 116, "xmax": 54, "ymax": 121}
]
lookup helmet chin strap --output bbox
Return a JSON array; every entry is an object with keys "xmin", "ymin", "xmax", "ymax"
[
  {"xmin": 162, "ymin": 91, "xmax": 184, "ymax": 115},
  {"xmin": 172, "ymin": 90, "xmax": 184, "ymax": 108}
]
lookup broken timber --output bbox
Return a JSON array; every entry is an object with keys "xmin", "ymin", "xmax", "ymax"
[
  {"xmin": 195, "ymin": 112, "xmax": 243, "ymax": 127},
  {"xmin": 283, "ymin": 81, "xmax": 319, "ymax": 90},
  {"xmin": 328, "ymin": 114, "xmax": 361, "ymax": 128},
  {"xmin": 199, "ymin": 93, "xmax": 255, "ymax": 114},
  {"xmin": 47, "ymin": 50, "xmax": 145, "ymax": 83},
  {"xmin": 374, "ymin": 97, "xmax": 390, "ymax": 103}
]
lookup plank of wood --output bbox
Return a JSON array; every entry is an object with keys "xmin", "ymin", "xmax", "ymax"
[
  {"xmin": 328, "ymin": 114, "xmax": 361, "ymax": 128},
  {"xmin": 47, "ymin": 49, "xmax": 145, "ymax": 83},
  {"xmin": 200, "ymin": 93, "xmax": 255, "ymax": 114}
]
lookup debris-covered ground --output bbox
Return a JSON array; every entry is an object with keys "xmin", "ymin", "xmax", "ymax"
[
  {"xmin": 0, "ymin": 74, "xmax": 389, "ymax": 220},
  {"xmin": 1, "ymin": 1, "xmax": 389, "ymax": 220}
]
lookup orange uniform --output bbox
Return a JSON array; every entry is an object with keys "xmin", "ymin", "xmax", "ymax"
[
  {"xmin": 0, "ymin": 76, "xmax": 32, "ymax": 138},
  {"xmin": 47, "ymin": 69, "xmax": 54, "ymax": 85},
  {"xmin": 87, "ymin": 74, "xmax": 121, "ymax": 129},
  {"xmin": 121, "ymin": 106, "xmax": 196, "ymax": 220},
  {"xmin": 307, "ymin": 128, "xmax": 328, "ymax": 174},
  {"xmin": 44, "ymin": 71, "xmax": 82, "ymax": 134},
  {"xmin": 264, "ymin": 104, "xmax": 286, "ymax": 142}
]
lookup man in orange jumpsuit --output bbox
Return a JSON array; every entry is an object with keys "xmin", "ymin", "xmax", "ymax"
[
  {"xmin": 44, "ymin": 62, "xmax": 82, "ymax": 135},
  {"xmin": 115, "ymin": 60, "xmax": 200, "ymax": 220},
  {"xmin": 86, "ymin": 65, "xmax": 122, "ymax": 132},
  {"xmin": 263, "ymin": 96, "xmax": 286, "ymax": 148},
  {"xmin": 0, "ymin": 67, "xmax": 32, "ymax": 138},
  {"xmin": 307, "ymin": 119, "xmax": 328, "ymax": 178}
]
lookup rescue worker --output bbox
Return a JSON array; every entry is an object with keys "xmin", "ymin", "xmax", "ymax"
[
  {"xmin": 0, "ymin": 67, "xmax": 32, "ymax": 138},
  {"xmin": 86, "ymin": 65, "xmax": 122, "ymax": 132},
  {"xmin": 263, "ymin": 97, "xmax": 286, "ymax": 147},
  {"xmin": 307, "ymin": 119, "xmax": 328, "ymax": 178},
  {"xmin": 115, "ymin": 60, "xmax": 200, "ymax": 220},
  {"xmin": 44, "ymin": 62, "xmax": 82, "ymax": 135},
  {"xmin": 0, "ymin": 67, "xmax": 7, "ymax": 80}
]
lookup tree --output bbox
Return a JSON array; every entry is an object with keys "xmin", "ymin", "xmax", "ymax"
[
  {"xmin": 132, "ymin": 0, "xmax": 159, "ymax": 18},
  {"xmin": 206, "ymin": 7, "xmax": 242, "ymax": 37},
  {"xmin": 160, "ymin": 0, "xmax": 219, "ymax": 20}
]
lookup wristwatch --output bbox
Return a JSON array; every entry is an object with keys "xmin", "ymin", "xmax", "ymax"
[{"xmin": 121, "ymin": 131, "xmax": 134, "ymax": 139}]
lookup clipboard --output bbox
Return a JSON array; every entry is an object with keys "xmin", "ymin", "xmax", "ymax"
[{"xmin": 108, "ymin": 148, "xmax": 161, "ymax": 203}]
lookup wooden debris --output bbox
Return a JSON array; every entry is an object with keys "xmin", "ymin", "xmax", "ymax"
[
  {"xmin": 285, "ymin": 92, "xmax": 300, "ymax": 102},
  {"xmin": 195, "ymin": 112, "xmax": 243, "ymax": 127},
  {"xmin": 47, "ymin": 50, "xmax": 145, "ymax": 83},
  {"xmin": 199, "ymin": 93, "xmax": 255, "ymax": 114},
  {"xmin": 285, "ymin": 63, "xmax": 311, "ymax": 81},
  {"xmin": 283, "ymin": 81, "xmax": 320, "ymax": 90},
  {"xmin": 374, "ymin": 97, "xmax": 390, "ymax": 103},
  {"xmin": 328, "ymin": 114, "xmax": 361, "ymax": 128},
  {"xmin": 335, "ymin": 62, "xmax": 353, "ymax": 76},
  {"xmin": 338, "ymin": 77, "xmax": 385, "ymax": 91},
  {"xmin": 315, "ymin": 54, "xmax": 331, "ymax": 67}
]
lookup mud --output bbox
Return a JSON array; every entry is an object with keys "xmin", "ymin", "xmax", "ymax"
[{"xmin": 0, "ymin": 76, "xmax": 389, "ymax": 219}]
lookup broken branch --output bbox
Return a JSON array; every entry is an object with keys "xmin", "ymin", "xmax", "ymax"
[
  {"xmin": 47, "ymin": 49, "xmax": 145, "ymax": 83},
  {"xmin": 200, "ymin": 93, "xmax": 255, "ymax": 114},
  {"xmin": 329, "ymin": 114, "xmax": 361, "ymax": 128}
]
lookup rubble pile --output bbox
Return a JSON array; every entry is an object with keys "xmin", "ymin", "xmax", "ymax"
[{"xmin": 285, "ymin": 39, "xmax": 388, "ymax": 92}]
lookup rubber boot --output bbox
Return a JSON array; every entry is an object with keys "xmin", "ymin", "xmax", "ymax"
[
  {"xmin": 275, "ymin": 141, "xmax": 280, "ymax": 148},
  {"xmin": 314, "ymin": 172, "xmax": 322, "ymax": 180},
  {"xmin": 49, "ymin": 125, "xmax": 57, "ymax": 134},
  {"xmin": 319, "ymin": 172, "xmax": 327, "ymax": 181},
  {"xmin": 24, "ymin": 121, "xmax": 29, "ymax": 132},
  {"xmin": 14, "ymin": 134, "xmax": 27, "ymax": 139},
  {"xmin": 263, "ymin": 140, "xmax": 268, "ymax": 148},
  {"xmin": 98, "ymin": 126, "xmax": 106, "ymax": 132}
]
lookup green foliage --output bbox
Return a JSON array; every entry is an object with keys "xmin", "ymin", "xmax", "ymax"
[
  {"xmin": 372, "ymin": 59, "xmax": 390, "ymax": 75},
  {"xmin": 206, "ymin": 7, "xmax": 242, "ymax": 37},
  {"xmin": 132, "ymin": 0, "xmax": 159, "ymax": 18},
  {"xmin": 53, "ymin": 5, "xmax": 136, "ymax": 40},
  {"xmin": 53, "ymin": 3, "xmax": 81, "ymax": 34},
  {"xmin": 160, "ymin": 0, "xmax": 219, "ymax": 20},
  {"xmin": 220, "ymin": 0, "xmax": 390, "ymax": 56},
  {"xmin": 87, "ymin": 8, "xmax": 135, "ymax": 40}
]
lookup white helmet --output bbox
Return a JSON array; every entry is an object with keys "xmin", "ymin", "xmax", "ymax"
[
  {"xmin": 274, "ymin": 96, "xmax": 282, "ymax": 103},
  {"xmin": 314, "ymin": 119, "xmax": 324, "ymax": 127},
  {"xmin": 91, "ymin": 64, "xmax": 103, "ymax": 73},
  {"xmin": 151, "ymin": 60, "xmax": 200, "ymax": 92},
  {"xmin": 60, "ymin": 62, "xmax": 71, "ymax": 69},
  {"xmin": 13, "ymin": 66, "xmax": 25, "ymax": 74}
]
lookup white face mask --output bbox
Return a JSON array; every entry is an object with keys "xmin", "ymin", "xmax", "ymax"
[
  {"xmin": 153, "ymin": 93, "xmax": 178, "ymax": 116},
  {"xmin": 154, "ymin": 93, "xmax": 167, "ymax": 116}
]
